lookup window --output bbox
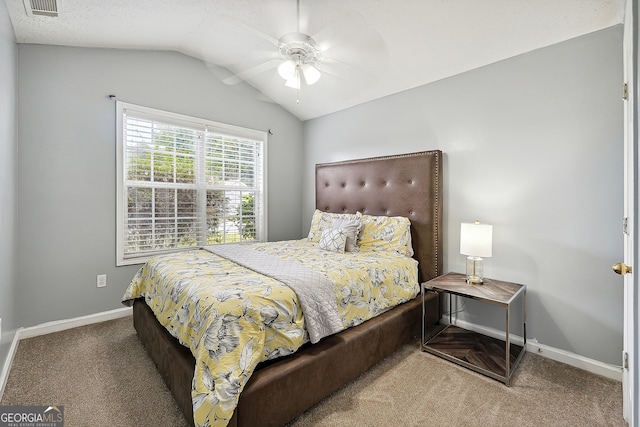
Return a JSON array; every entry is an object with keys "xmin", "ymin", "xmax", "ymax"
[{"xmin": 116, "ymin": 102, "xmax": 267, "ymax": 266}]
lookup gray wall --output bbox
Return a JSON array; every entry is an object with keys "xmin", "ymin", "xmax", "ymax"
[
  {"xmin": 0, "ymin": 1, "xmax": 18, "ymax": 371},
  {"xmin": 16, "ymin": 45, "xmax": 304, "ymax": 327},
  {"xmin": 303, "ymin": 26, "xmax": 624, "ymax": 365}
]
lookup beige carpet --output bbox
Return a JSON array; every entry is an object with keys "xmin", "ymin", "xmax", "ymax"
[{"xmin": 1, "ymin": 316, "xmax": 626, "ymax": 427}]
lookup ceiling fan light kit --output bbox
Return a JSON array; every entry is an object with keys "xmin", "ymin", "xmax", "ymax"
[
  {"xmin": 301, "ymin": 63, "xmax": 321, "ymax": 84},
  {"xmin": 277, "ymin": 31, "xmax": 322, "ymax": 87},
  {"xmin": 285, "ymin": 71, "xmax": 300, "ymax": 89}
]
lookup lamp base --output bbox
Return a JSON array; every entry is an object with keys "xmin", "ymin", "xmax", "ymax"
[
  {"xmin": 466, "ymin": 276, "xmax": 484, "ymax": 285},
  {"xmin": 465, "ymin": 256, "xmax": 484, "ymax": 285}
]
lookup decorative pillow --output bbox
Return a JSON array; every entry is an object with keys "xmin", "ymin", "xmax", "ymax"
[
  {"xmin": 307, "ymin": 210, "xmax": 360, "ymax": 242},
  {"xmin": 357, "ymin": 212, "xmax": 414, "ymax": 257},
  {"xmin": 307, "ymin": 209, "xmax": 326, "ymax": 242},
  {"xmin": 332, "ymin": 218, "xmax": 362, "ymax": 252},
  {"xmin": 318, "ymin": 228, "xmax": 348, "ymax": 253}
]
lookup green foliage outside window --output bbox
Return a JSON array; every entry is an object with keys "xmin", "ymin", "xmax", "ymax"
[{"xmin": 236, "ymin": 193, "xmax": 256, "ymax": 241}]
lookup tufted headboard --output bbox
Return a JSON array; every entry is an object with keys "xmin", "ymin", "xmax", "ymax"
[{"xmin": 315, "ymin": 150, "xmax": 443, "ymax": 282}]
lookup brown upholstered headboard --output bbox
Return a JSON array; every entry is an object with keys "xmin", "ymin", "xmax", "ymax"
[{"xmin": 315, "ymin": 150, "xmax": 442, "ymax": 282}]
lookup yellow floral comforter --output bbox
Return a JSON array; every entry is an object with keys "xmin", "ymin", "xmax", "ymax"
[{"xmin": 122, "ymin": 239, "xmax": 419, "ymax": 427}]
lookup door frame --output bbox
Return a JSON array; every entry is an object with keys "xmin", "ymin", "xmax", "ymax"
[{"xmin": 623, "ymin": 0, "xmax": 638, "ymax": 425}]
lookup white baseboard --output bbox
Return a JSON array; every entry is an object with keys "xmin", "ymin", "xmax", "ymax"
[
  {"xmin": 441, "ymin": 317, "xmax": 623, "ymax": 382},
  {"xmin": 0, "ymin": 328, "xmax": 23, "ymax": 401},
  {"xmin": 19, "ymin": 307, "xmax": 132, "ymax": 339},
  {"xmin": 0, "ymin": 307, "xmax": 133, "ymax": 401}
]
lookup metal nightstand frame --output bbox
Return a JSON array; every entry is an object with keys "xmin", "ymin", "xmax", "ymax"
[{"xmin": 421, "ymin": 272, "xmax": 527, "ymax": 386}]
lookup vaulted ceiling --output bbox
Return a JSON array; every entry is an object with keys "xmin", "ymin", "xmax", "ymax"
[{"xmin": 5, "ymin": 0, "xmax": 625, "ymax": 120}]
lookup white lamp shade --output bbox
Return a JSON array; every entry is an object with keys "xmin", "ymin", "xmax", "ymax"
[
  {"xmin": 460, "ymin": 222, "xmax": 493, "ymax": 257},
  {"xmin": 278, "ymin": 60, "xmax": 296, "ymax": 80},
  {"xmin": 302, "ymin": 63, "xmax": 321, "ymax": 85},
  {"xmin": 285, "ymin": 73, "xmax": 300, "ymax": 89}
]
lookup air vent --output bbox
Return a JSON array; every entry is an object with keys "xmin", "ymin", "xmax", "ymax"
[{"xmin": 23, "ymin": 0, "xmax": 58, "ymax": 17}]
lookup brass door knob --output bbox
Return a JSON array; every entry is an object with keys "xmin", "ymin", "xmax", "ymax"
[{"xmin": 612, "ymin": 263, "xmax": 633, "ymax": 275}]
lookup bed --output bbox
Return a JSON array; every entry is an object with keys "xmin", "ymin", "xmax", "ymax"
[{"xmin": 124, "ymin": 150, "xmax": 443, "ymax": 427}]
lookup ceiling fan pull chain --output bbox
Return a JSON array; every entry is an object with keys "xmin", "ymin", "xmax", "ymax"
[{"xmin": 296, "ymin": 61, "xmax": 300, "ymax": 103}]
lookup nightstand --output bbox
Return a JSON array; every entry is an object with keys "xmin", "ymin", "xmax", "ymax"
[{"xmin": 421, "ymin": 272, "xmax": 526, "ymax": 385}]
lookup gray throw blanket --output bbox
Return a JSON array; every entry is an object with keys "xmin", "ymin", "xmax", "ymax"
[{"xmin": 203, "ymin": 244, "xmax": 343, "ymax": 343}]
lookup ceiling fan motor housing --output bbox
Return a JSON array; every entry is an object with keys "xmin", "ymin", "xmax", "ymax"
[{"xmin": 278, "ymin": 32, "xmax": 320, "ymax": 65}]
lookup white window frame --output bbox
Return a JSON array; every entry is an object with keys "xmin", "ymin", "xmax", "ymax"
[{"xmin": 116, "ymin": 101, "xmax": 268, "ymax": 266}]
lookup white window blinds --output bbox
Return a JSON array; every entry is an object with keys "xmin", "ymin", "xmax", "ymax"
[{"xmin": 116, "ymin": 102, "xmax": 266, "ymax": 266}]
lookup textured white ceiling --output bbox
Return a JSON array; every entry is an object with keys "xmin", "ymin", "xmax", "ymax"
[{"xmin": 5, "ymin": 0, "xmax": 625, "ymax": 120}]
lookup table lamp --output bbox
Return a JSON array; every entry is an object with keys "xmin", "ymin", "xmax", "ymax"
[{"xmin": 460, "ymin": 220, "xmax": 493, "ymax": 285}]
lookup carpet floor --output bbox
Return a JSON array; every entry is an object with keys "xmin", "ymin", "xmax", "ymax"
[{"xmin": 1, "ymin": 316, "xmax": 626, "ymax": 426}]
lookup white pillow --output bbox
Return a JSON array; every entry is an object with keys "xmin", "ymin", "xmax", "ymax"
[
  {"xmin": 307, "ymin": 210, "xmax": 360, "ymax": 242},
  {"xmin": 332, "ymin": 218, "xmax": 362, "ymax": 252},
  {"xmin": 318, "ymin": 228, "xmax": 348, "ymax": 253}
]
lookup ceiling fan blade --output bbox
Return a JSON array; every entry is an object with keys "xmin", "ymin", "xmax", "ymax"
[
  {"xmin": 223, "ymin": 59, "xmax": 281, "ymax": 85},
  {"xmin": 219, "ymin": 13, "xmax": 281, "ymax": 48},
  {"xmin": 309, "ymin": 9, "xmax": 382, "ymax": 52},
  {"xmin": 317, "ymin": 56, "xmax": 376, "ymax": 83},
  {"xmin": 303, "ymin": 6, "xmax": 388, "ymax": 80},
  {"xmin": 204, "ymin": 61, "xmax": 277, "ymax": 104}
]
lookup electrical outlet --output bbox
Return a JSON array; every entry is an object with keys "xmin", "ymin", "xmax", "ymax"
[{"xmin": 97, "ymin": 274, "xmax": 107, "ymax": 288}]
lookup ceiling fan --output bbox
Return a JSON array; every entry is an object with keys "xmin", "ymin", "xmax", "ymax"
[{"xmin": 221, "ymin": 0, "xmax": 387, "ymax": 98}]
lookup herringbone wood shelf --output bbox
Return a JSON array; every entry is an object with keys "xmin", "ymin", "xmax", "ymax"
[{"xmin": 425, "ymin": 325, "xmax": 523, "ymax": 375}]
